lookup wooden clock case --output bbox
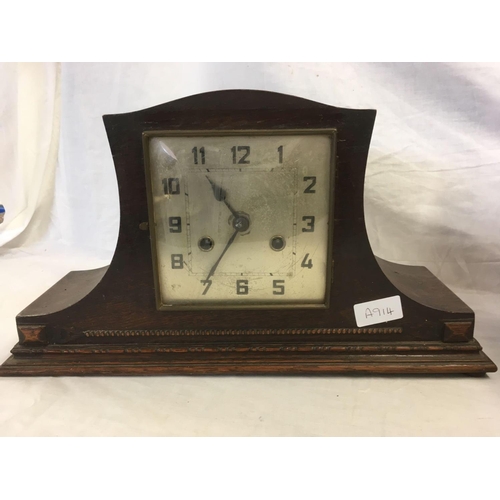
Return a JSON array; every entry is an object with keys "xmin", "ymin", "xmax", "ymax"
[{"xmin": 0, "ymin": 90, "xmax": 496, "ymax": 376}]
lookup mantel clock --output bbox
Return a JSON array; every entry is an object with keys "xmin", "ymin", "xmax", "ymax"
[{"xmin": 0, "ymin": 90, "xmax": 496, "ymax": 375}]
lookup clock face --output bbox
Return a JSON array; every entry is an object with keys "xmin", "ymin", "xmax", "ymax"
[{"xmin": 144, "ymin": 131, "xmax": 335, "ymax": 309}]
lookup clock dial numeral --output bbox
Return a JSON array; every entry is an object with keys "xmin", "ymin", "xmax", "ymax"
[
  {"xmin": 168, "ymin": 216, "xmax": 182, "ymax": 233},
  {"xmin": 162, "ymin": 177, "xmax": 180, "ymax": 195},
  {"xmin": 302, "ymin": 216, "xmax": 315, "ymax": 232},
  {"xmin": 192, "ymin": 146, "xmax": 205, "ymax": 165},
  {"xmin": 272, "ymin": 279, "xmax": 285, "ymax": 295},
  {"xmin": 303, "ymin": 176, "xmax": 317, "ymax": 193},
  {"xmin": 201, "ymin": 279, "xmax": 212, "ymax": 295},
  {"xmin": 171, "ymin": 254, "xmax": 184, "ymax": 269},
  {"xmin": 231, "ymin": 146, "xmax": 250, "ymax": 164},
  {"xmin": 236, "ymin": 280, "xmax": 249, "ymax": 295},
  {"xmin": 277, "ymin": 145, "xmax": 283, "ymax": 163},
  {"xmin": 301, "ymin": 253, "xmax": 313, "ymax": 269}
]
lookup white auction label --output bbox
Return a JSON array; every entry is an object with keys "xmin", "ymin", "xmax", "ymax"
[{"xmin": 353, "ymin": 295, "xmax": 403, "ymax": 327}]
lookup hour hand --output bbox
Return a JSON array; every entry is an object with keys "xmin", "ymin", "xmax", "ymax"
[
  {"xmin": 206, "ymin": 176, "xmax": 238, "ymax": 216},
  {"xmin": 206, "ymin": 175, "xmax": 227, "ymax": 201}
]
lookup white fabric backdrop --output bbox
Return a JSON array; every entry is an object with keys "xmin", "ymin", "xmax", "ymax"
[
  {"xmin": 0, "ymin": 62, "xmax": 60, "ymax": 248},
  {"xmin": 1, "ymin": 62, "xmax": 499, "ymax": 436},
  {"xmin": 3, "ymin": 62, "xmax": 500, "ymax": 289}
]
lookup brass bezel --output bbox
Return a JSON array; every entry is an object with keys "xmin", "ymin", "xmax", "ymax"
[{"xmin": 142, "ymin": 129, "xmax": 337, "ymax": 311}]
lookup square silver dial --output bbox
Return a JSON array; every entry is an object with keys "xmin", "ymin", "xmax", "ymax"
[{"xmin": 144, "ymin": 131, "xmax": 335, "ymax": 308}]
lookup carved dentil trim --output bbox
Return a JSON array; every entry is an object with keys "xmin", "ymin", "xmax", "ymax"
[{"xmin": 83, "ymin": 327, "xmax": 403, "ymax": 337}]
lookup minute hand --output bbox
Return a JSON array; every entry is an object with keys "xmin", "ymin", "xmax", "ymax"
[
  {"xmin": 205, "ymin": 176, "xmax": 238, "ymax": 217},
  {"xmin": 204, "ymin": 229, "xmax": 239, "ymax": 282}
]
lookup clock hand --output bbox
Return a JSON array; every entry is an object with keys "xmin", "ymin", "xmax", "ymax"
[
  {"xmin": 204, "ymin": 212, "xmax": 251, "ymax": 281},
  {"xmin": 205, "ymin": 176, "xmax": 238, "ymax": 217},
  {"xmin": 204, "ymin": 229, "xmax": 239, "ymax": 282}
]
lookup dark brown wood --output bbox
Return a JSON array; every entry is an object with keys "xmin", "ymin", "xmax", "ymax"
[
  {"xmin": 0, "ymin": 340, "xmax": 495, "ymax": 375},
  {"xmin": 0, "ymin": 90, "xmax": 496, "ymax": 376}
]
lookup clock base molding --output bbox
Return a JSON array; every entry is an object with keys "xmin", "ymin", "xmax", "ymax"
[{"xmin": 0, "ymin": 339, "xmax": 495, "ymax": 376}]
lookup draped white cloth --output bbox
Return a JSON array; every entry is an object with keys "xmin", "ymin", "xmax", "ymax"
[
  {"xmin": 0, "ymin": 63, "xmax": 60, "ymax": 247},
  {"xmin": 0, "ymin": 63, "xmax": 499, "ymax": 436}
]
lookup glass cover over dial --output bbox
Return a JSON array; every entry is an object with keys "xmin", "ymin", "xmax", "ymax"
[{"xmin": 145, "ymin": 132, "xmax": 334, "ymax": 308}]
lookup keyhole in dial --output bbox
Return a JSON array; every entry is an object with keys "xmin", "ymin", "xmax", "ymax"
[
  {"xmin": 270, "ymin": 235, "xmax": 286, "ymax": 251},
  {"xmin": 198, "ymin": 236, "xmax": 214, "ymax": 252}
]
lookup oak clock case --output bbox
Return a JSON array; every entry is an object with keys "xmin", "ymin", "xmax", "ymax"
[{"xmin": 0, "ymin": 90, "xmax": 496, "ymax": 376}]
